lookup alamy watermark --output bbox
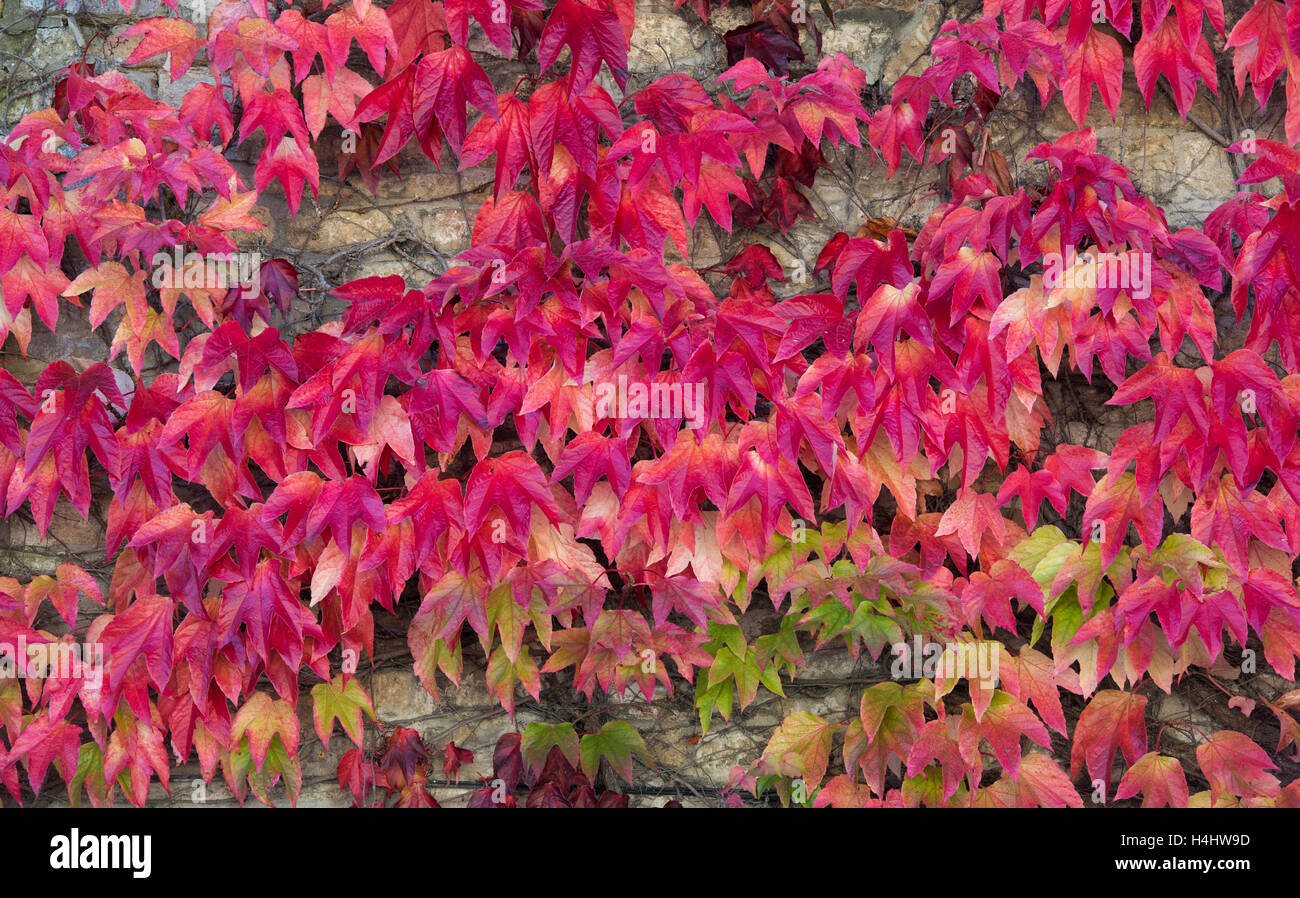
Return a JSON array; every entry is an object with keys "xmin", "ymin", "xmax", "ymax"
[
  {"xmin": 151, "ymin": 248, "xmax": 262, "ymax": 299},
  {"xmin": 594, "ymin": 376, "xmax": 706, "ymax": 430},
  {"xmin": 889, "ymin": 636, "xmax": 1000, "ymax": 690},
  {"xmin": 49, "ymin": 829, "xmax": 151, "ymax": 879},
  {"xmin": 1042, "ymin": 247, "xmax": 1151, "ymax": 300},
  {"xmin": 0, "ymin": 636, "xmax": 103, "ymax": 691}
]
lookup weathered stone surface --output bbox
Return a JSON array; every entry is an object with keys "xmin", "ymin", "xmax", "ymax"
[
  {"xmin": 629, "ymin": 0, "xmax": 721, "ymax": 75},
  {"xmin": 822, "ymin": 18, "xmax": 896, "ymax": 85},
  {"xmin": 231, "ymin": 204, "xmax": 276, "ymax": 247},
  {"xmin": 352, "ymin": 255, "xmax": 420, "ymax": 281},
  {"xmin": 156, "ymin": 66, "xmax": 219, "ymax": 107},
  {"xmin": 373, "ymin": 668, "xmax": 442, "ymax": 724},
  {"xmin": 1122, "ymin": 128, "xmax": 1237, "ymax": 229},
  {"xmin": 22, "ymin": 0, "xmax": 167, "ymax": 22},
  {"xmin": 374, "ymin": 167, "xmax": 495, "ymax": 204},
  {"xmin": 29, "ymin": 25, "xmax": 80, "ymax": 71},
  {"xmin": 287, "ymin": 208, "xmax": 397, "ymax": 252},
  {"xmin": 1154, "ymin": 692, "xmax": 1220, "ymax": 739},
  {"xmin": 995, "ymin": 90, "xmax": 1240, "ymax": 229},
  {"xmin": 881, "ymin": 0, "xmax": 946, "ymax": 85},
  {"xmin": 414, "ymin": 206, "xmax": 475, "ymax": 254},
  {"xmin": 848, "ymin": 0, "xmax": 920, "ymax": 12},
  {"xmin": 705, "ymin": 4, "xmax": 750, "ymax": 34}
]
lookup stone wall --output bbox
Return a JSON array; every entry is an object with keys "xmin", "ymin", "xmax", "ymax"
[{"xmin": 0, "ymin": 0, "xmax": 1254, "ymax": 805}]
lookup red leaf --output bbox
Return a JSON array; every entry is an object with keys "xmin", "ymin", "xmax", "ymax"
[
  {"xmin": 1115, "ymin": 752, "xmax": 1190, "ymax": 807},
  {"xmin": 442, "ymin": 740, "xmax": 474, "ymax": 779},
  {"xmin": 412, "ymin": 45, "xmax": 499, "ymax": 157},
  {"xmin": 723, "ymin": 21, "xmax": 804, "ymax": 76},
  {"xmin": 1061, "ymin": 27, "xmax": 1123, "ymax": 125},
  {"xmin": 1195, "ymin": 730, "xmax": 1280, "ymax": 804},
  {"xmin": 124, "ymin": 18, "xmax": 201, "ymax": 80},
  {"xmin": 99, "ymin": 593, "xmax": 176, "ymax": 702},
  {"xmin": 1133, "ymin": 12, "xmax": 1217, "ymax": 118},
  {"xmin": 538, "ymin": 0, "xmax": 629, "ymax": 91},
  {"xmin": 1069, "ymin": 689, "xmax": 1148, "ymax": 802},
  {"xmin": 977, "ymin": 690, "xmax": 1050, "ymax": 777},
  {"xmin": 774, "ymin": 293, "xmax": 853, "ymax": 362}
]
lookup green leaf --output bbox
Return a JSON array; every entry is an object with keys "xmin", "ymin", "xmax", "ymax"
[
  {"xmin": 902, "ymin": 766, "xmax": 949, "ymax": 808},
  {"xmin": 68, "ymin": 741, "xmax": 115, "ymax": 809},
  {"xmin": 707, "ymin": 645, "xmax": 744, "ymax": 690},
  {"xmin": 1050, "ymin": 589, "xmax": 1083, "ymax": 656},
  {"xmin": 754, "ymin": 772, "xmax": 783, "ymax": 801},
  {"xmin": 521, "ymin": 721, "xmax": 580, "ymax": 773},
  {"xmin": 487, "ymin": 581, "xmax": 529, "ymax": 662},
  {"xmin": 816, "ymin": 521, "xmax": 845, "ymax": 563},
  {"xmin": 1150, "ymin": 532, "xmax": 1224, "ymax": 593},
  {"xmin": 859, "ymin": 681, "xmax": 927, "ymax": 740},
  {"xmin": 1030, "ymin": 612, "xmax": 1046, "ymax": 647},
  {"xmin": 311, "ymin": 674, "xmax": 376, "ymax": 750},
  {"xmin": 579, "ymin": 720, "xmax": 650, "ymax": 784},
  {"xmin": 1032, "ymin": 540, "xmax": 1077, "ymax": 597},
  {"xmin": 757, "ymin": 538, "xmax": 798, "ymax": 596},
  {"xmin": 1049, "ymin": 540, "xmax": 1130, "ymax": 612},
  {"xmin": 231, "ymin": 692, "xmax": 299, "ymax": 769},
  {"xmin": 847, "ymin": 600, "xmax": 903, "ymax": 660},
  {"xmin": 695, "ymin": 678, "xmax": 734, "ymax": 733},
  {"xmin": 756, "ymin": 614, "xmax": 804, "ymax": 673},
  {"xmin": 800, "ymin": 597, "xmax": 852, "ymax": 646},
  {"xmin": 758, "ymin": 711, "xmax": 836, "ymax": 785},
  {"xmin": 739, "ymin": 647, "xmax": 764, "ymax": 707},
  {"xmin": 224, "ymin": 742, "xmax": 252, "ymax": 806},
  {"xmin": 707, "ymin": 622, "xmax": 747, "ymax": 660},
  {"xmin": 1009, "ymin": 525, "xmax": 1068, "ymax": 573},
  {"xmin": 247, "ymin": 734, "xmax": 301, "ymax": 807},
  {"xmin": 830, "ymin": 558, "xmax": 860, "ymax": 580},
  {"xmin": 409, "ymin": 609, "xmax": 462, "ymax": 701},
  {"xmin": 486, "ymin": 644, "xmax": 541, "ymax": 716},
  {"xmin": 715, "ymin": 677, "xmax": 735, "ymax": 721},
  {"xmin": 696, "ymin": 682, "xmax": 721, "ymax": 732},
  {"xmin": 758, "ymin": 661, "xmax": 785, "ymax": 697}
]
